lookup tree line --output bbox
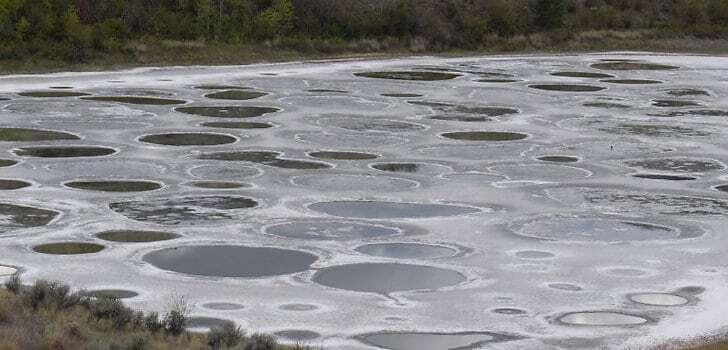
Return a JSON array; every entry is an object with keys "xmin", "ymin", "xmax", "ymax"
[{"xmin": 1, "ymin": 0, "xmax": 728, "ymax": 62}]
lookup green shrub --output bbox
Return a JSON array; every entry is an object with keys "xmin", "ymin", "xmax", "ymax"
[
  {"xmin": 207, "ymin": 322, "xmax": 245, "ymax": 349},
  {"xmin": 244, "ymin": 333, "xmax": 278, "ymax": 350},
  {"xmin": 89, "ymin": 297, "xmax": 134, "ymax": 329},
  {"xmin": 4, "ymin": 272, "xmax": 22, "ymax": 294}
]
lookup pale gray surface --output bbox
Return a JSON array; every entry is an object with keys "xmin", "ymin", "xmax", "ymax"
[{"xmin": 0, "ymin": 53, "xmax": 727, "ymax": 349}]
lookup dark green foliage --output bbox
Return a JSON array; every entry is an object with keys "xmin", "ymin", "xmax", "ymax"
[
  {"xmin": 143, "ymin": 311, "xmax": 163, "ymax": 333},
  {"xmin": 4, "ymin": 273, "xmax": 22, "ymax": 294},
  {"xmin": 244, "ymin": 333, "xmax": 278, "ymax": 350},
  {"xmin": 207, "ymin": 322, "xmax": 245, "ymax": 349},
  {"xmin": 163, "ymin": 309, "xmax": 186, "ymax": 336},
  {"xmin": 533, "ymin": 0, "xmax": 567, "ymax": 29},
  {"xmin": 89, "ymin": 297, "xmax": 135, "ymax": 329},
  {"xmin": 2, "ymin": 0, "xmax": 728, "ymax": 64}
]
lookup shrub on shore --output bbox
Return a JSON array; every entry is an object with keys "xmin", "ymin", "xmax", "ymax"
[{"xmin": 0, "ymin": 274, "xmax": 314, "ymax": 350}]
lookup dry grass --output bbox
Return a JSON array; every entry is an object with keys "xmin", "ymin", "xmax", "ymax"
[{"xmin": 0, "ymin": 277, "xmax": 312, "ymax": 350}]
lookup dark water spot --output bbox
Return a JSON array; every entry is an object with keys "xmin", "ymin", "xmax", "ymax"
[
  {"xmin": 202, "ymin": 302, "xmax": 245, "ymax": 310},
  {"xmin": 279, "ymin": 304, "xmax": 318, "ymax": 311},
  {"xmin": 14, "ymin": 146, "xmax": 116, "ymax": 158},
  {"xmin": 96, "ymin": 230, "xmax": 180, "ymax": 243},
  {"xmin": 266, "ymin": 221, "xmax": 400, "ymax": 241},
  {"xmin": 188, "ymin": 181, "xmax": 249, "ymax": 189},
  {"xmin": 600, "ymin": 123, "xmax": 710, "ymax": 137},
  {"xmin": 476, "ymin": 79, "xmax": 521, "ymax": 83},
  {"xmin": 538, "ymin": 156, "xmax": 579, "ymax": 163},
  {"xmin": 529, "ymin": 84, "xmax": 605, "ymax": 92},
  {"xmin": 83, "ymin": 289, "xmax": 139, "ymax": 299},
  {"xmin": 548, "ymin": 283, "xmax": 583, "ymax": 292},
  {"xmin": 429, "ymin": 106, "xmax": 519, "ymax": 122},
  {"xmin": 442, "ymin": 131, "xmax": 528, "ymax": 141},
  {"xmin": 355, "ymin": 71, "xmax": 460, "ymax": 81},
  {"xmin": 309, "ymin": 151, "xmax": 378, "ymax": 160},
  {"xmin": 557, "ymin": 311, "xmax": 649, "ymax": 326},
  {"xmin": 201, "ymin": 121, "xmax": 273, "ymax": 129},
  {"xmin": 275, "ymin": 330, "xmax": 320, "ymax": 342},
  {"xmin": 144, "ymin": 245, "xmax": 317, "ymax": 277},
  {"xmin": 382, "ymin": 93, "xmax": 423, "ymax": 98},
  {"xmin": 176, "ymin": 106, "xmax": 280, "ymax": 118},
  {"xmin": 65, "ymin": 180, "xmax": 162, "ymax": 192},
  {"xmin": 195, "ymin": 85, "xmax": 251, "ymax": 90},
  {"xmin": 319, "ymin": 117, "xmax": 426, "ymax": 133},
  {"xmin": 372, "ymin": 163, "xmax": 421, "ymax": 173},
  {"xmin": 570, "ymin": 188, "xmax": 728, "ymax": 216},
  {"xmin": 33, "ymin": 242, "xmax": 105, "ymax": 255},
  {"xmin": 628, "ymin": 293, "xmax": 688, "ymax": 306},
  {"xmin": 140, "ymin": 133, "xmax": 236, "ymax": 146},
  {"xmin": 408, "ymin": 101, "xmax": 518, "ymax": 118},
  {"xmin": 686, "ymin": 110, "xmax": 728, "ymax": 117},
  {"xmin": 676, "ymin": 286, "xmax": 705, "ymax": 295},
  {"xmin": 313, "ymin": 263, "xmax": 465, "ymax": 293},
  {"xmin": 0, "ymin": 180, "xmax": 31, "ymax": 190},
  {"xmin": 515, "ymin": 250, "xmax": 555, "ymax": 259},
  {"xmin": 187, "ymin": 317, "xmax": 234, "ymax": 331},
  {"xmin": 0, "ymin": 203, "xmax": 58, "ymax": 233},
  {"xmin": 360, "ymin": 331, "xmax": 519, "ymax": 350},
  {"xmin": 492, "ymin": 308, "xmax": 527, "ymax": 315},
  {"xmin": 81, "ymin": 96, "xmax": 186, "ymax": 105},
  {"xmin": 652, "ymin": 99, "xmax": 700, "ymax": 107},
  {"xmin": 551, "ymin": 72, "xmax": 614, "ymax": 78},
  {"xmin": 0, "ymin": 128, "xmax": 79, "ymax": 142},
  {"xmin": 18, "ymin": 91, "xmax": 90, "ymax": 98},
  {"xmin": 632, "ymin": 174, "xmax": 697, "ymax": 181},
  {"xmin": 355, "ymin": 243, "xmax": 456, "ymax": 259},
  {"xmin": 0, "ymin": 159, "xmax": 18, "ymax": 167},
  {"xmin": 309, "ymin": 200, "xmax": 480, "ymax": 219},
  {"xmin": 602, "ymin": 79, "xmax": 662, "ymax": 85},
  {"xmin": 666, "ymin": 89, "xmax": 709, "ymax": 97},
  {"xmin": 513, "ymin": 215, "xmax": 681, "ymax": 242},
  {"xmin": 591, "ymin": 62, "xmax": 679, "ymax": 71},
  {"xmin": 205, "ymin": 90, "xmax": 267, "ymax": 100},
  {"xmin": 583, "ymin": 102, "xmax": 630, "ymax": 109},
  {"xmin": 109, "ymin": 196, "xmax": 258, "ymax": 225},
  {"xmin": 308, "ymin": 89, "xmax": 348, "ymax": 93},
  {"xmin": 198, "ymin": 151, "xmax": 331, "ymax": 170},
  {"xmin": 715, "ymin": 184, "xmax": 728, "ymax": 193}
]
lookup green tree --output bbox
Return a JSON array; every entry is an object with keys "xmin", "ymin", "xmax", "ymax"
[
  {"xmin": 62, "ymin": 5, "xmax": 93, "ymax": 59},
  {"xmin": 0, "ymin": 0, "xmax": 25, "ymax": 38},
  {"xmin": 255, "ymin": 0, "xmax": 294, "ymax": 39},
  {"xmin": 708, "ymin": 0, "xmax": 728, "ymax": 26},
  {"xmin": 533, "ymin": 0, "xmax": 566, "ymax": 29}
]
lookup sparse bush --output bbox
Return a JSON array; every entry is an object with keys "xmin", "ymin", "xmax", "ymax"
[
  {"xmin": 207, "ymin": 322, "xmax": 245, "ymax": 349},
  {"xmin": 143, "ymin": 312, "xmax": 163, "ymax": 333},
  {"xmin": 0, "ymin": 280, "xmax": 300, "ymax": 350},
  {"xmin": 127, "ymin": 335, "xmax": 147, "ymax": 350},
  {"xmin": 89, "ymin": 297, "xmax": 134, "ymax": 329},
  {"xmin": 4, "ymin": 272, "xmax": 21, "ymax": 294},
  {"xmin": 244, "ymin": 333, "xmax": 278, "ymax": 350},
  {"xmin": 24, "ymin": 280, "xmax": 78, "ymax": 310}
]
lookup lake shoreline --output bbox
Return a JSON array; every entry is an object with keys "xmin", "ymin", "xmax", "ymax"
[{"xmin": 2, "ymin": 31, "xmax": 728, "ymax": 75}]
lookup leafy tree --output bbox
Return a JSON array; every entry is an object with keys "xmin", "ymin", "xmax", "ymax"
[
  {"xmin": 533, "ymin": 0, "xmax": 567, "ymax": 29},
  {"xmin": 254, "ymin": 0, "xmax": 293, "ymax": 38}
]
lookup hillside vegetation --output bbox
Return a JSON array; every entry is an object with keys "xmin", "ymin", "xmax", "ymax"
[
  {"xmin": 0, "ymin": 274, "xmax": 311, "ymax": 350},
  {"xmin": 2, "ymin": 0, "xmax": 728, "ymax": 71}
]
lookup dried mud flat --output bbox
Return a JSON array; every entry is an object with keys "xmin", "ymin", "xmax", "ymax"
[{"xmin": 0, "ymin": 53, "xmax": 727, "ymax": 349}]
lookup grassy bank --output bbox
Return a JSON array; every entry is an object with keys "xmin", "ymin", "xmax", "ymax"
[
  {"xmin": 0, "ymin": 275, "xmax": 312, "ymax": 350},
  {"xmin": 2, "ymin": 30, "xmax": 728, "ymax": 75}
]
